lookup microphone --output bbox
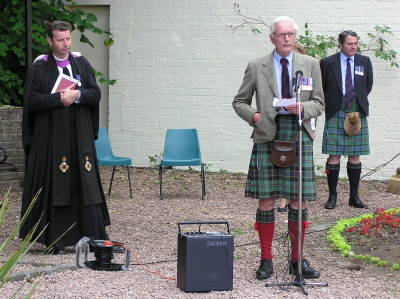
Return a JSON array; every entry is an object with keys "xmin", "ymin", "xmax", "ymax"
[{"xmin": 293, "ymin": 70, "xmax": 303, "ymax": 92}]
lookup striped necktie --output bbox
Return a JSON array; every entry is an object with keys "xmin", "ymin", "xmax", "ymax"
[{"xmin": 344, "ymin": 58, "xmax": 355, "ymax": 109}]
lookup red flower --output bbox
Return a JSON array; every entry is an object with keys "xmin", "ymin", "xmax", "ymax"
[
  {"xmin": 346, "ymin": 226, "xmax": 356, "ymax": 233},
  {"xmin": 360, "ymin": 225, "xmax": 371, "ymax": 235},
  {"xmin": 361, "ymin": 218, "xmax": 371, "ymax": 225}
]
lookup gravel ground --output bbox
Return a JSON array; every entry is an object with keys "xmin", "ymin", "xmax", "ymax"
[{"xmin": 1, "ymin": 167, "xmax": 400, "ymax": 298}]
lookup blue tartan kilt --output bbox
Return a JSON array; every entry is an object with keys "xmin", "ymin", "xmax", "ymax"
[
  {"xmin": 322, "ymin": 103, "xmax": 370, "ymax": 156},
  {"xmin": 245, "ymin": 115, "xmax": 316, "ymax": 201}
]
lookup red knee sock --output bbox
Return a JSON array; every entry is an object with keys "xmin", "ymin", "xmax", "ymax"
[
  {"xmin": 288, "ymin": 220, "xmax": 305, "ymax": 262},
  {"xmin": 255, "ymin": 221, "xmax": 275, "ymax": 260}
]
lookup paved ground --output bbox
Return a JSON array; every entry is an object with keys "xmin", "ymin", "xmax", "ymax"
[{"xmin": 1, "ymin": 167, "xmax": 400, "ymax": 298}]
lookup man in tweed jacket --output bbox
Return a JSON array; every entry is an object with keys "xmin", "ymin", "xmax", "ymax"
[{"xmin": 233, "ymin": 16, "xmax": 324, "ymax": 280}]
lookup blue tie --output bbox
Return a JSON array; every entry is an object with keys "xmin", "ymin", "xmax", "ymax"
[{"xmin": 344, "ymin": 58, "xmax": 355, "ymax": 109}]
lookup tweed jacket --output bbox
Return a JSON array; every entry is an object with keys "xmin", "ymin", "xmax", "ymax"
[{"xmin": 232, "ymin": 51, "xmax": 325, "ymax": 144}]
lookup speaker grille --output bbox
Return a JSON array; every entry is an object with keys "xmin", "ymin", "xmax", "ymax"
[{"xmin": 177, "ymin": 232, "xmax": 234, "ymax": 292}]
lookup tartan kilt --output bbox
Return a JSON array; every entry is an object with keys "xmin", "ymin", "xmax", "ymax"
[
  {"xmin": 322, "ymin": 102, "xmax": 370, "ymax": 156},
  {"xmin": 245, "ymin": 115, "xmax": 316, "ymax": 201}
]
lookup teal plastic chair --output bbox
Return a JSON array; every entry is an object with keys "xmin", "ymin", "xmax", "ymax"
[
  {"xmin": 95, "ymin": 127, "xmax": 133, "ymax": 198},
  {"xmin": 159, "ymin": 129, "xmax": 206, "ymax": 200}
]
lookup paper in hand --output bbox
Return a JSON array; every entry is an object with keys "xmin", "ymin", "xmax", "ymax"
[
  {"xmin": 273, "ymin": 97, "xmax": 296, "ymax": 107},
  {"xmin": 51, "ymin": 73, "xmax": 78, "ymax": 94}
]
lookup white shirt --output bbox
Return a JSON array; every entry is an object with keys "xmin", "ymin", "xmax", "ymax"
[{"xmin": 340, "ymin": 52, "xmax": 354, "ymax": 96}]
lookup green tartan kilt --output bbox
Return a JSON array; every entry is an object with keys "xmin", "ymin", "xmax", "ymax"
[
  {"xmin": 322, "ymin": 102, "xmax": 370, "ymax": 156},
  {"xmin": 245, "ymin": 115, "xmax": 316, "ymax": 201}
]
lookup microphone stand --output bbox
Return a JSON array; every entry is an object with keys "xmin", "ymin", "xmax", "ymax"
[{"xmin": 266, "ymin": 76, "xmax": 328, "ymax": 295}]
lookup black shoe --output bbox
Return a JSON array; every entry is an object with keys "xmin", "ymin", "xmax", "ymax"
[
  {"xmin": 256, "ymin": 259, "xmax": 273, "ymax": 280},
  {"xmin": 349, "ymin": 195, "xmax": 368, "ymax": 209},
  {"xmin": 324, "ymin": 195, "xmax": 337, "ymax": 209},
  {"xmin": 289, "ymin": 259, "xmax": 320, "ymax": 279}
]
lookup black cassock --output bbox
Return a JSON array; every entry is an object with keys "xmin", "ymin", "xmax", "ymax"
[{"xmin": 20, "ymin": 53, "xmax": 110, "ymax": 248}]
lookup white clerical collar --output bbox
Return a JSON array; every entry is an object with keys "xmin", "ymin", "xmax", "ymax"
[{"xmin": 53, "ymin": 54, "xmax": 69, "ymax": 62}]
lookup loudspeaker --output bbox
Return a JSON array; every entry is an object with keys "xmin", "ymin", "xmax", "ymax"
[{"xmin": 177, "ymin": 222, "xmax": 234, "ymax": 292}]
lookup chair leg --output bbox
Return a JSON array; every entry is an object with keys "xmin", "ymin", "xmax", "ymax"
[
  {"xmin": 159, "ymin": 165, "xmax": 163, "ymax": 200},
  {"xmin": 127, "ymin": 166, "xmax": 133, "ymax": 198},
  {"xmin": 108, "ymin": 166, "xmax": 116, "ymax": 195},
  {"xmin": 201, "ymin": 163, "xmax": 206, "ymax": 200}
]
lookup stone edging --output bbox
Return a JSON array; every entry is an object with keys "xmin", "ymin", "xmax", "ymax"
[{"xmin": 7, "ymin": 261, "xmax": 78, "ymax": 282}]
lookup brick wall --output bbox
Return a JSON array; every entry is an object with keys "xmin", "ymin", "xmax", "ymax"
[
  {"xmin": 0, "ymin": 107, "xmax": 24, "ymax": 192},
  {"xmin": 77, "ymin": 0, "xmax": 400, "ymax": 180}
]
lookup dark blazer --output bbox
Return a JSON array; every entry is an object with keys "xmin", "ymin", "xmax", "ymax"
[{"xmin": 320, "ymin": 53, "xmax": 373, "ymax": 120}]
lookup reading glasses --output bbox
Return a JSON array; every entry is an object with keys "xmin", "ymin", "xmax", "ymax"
[{"xmin": 273, "ymin": 32, "xmax": 296, "ymax": 38}]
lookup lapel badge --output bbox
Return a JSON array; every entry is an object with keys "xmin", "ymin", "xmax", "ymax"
[
  {"xmin": 59, "ymin": 156, "xmax": 69, "ymax": 173},
  {"xmin": 355, "ymin": 66, "xmax": 364, "ymax": 76},
  {"xmin": 85, "ymin": 156, "xmax": 92, "ymax": 172},
  {"xmin": 76, "ymin": 74, "xmax": 82, "ymax": 87},
  {"xmin": 300, "ymin": 77, "xmax": 313, "ymax": 91}
]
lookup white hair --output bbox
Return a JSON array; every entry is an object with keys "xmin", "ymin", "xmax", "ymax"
[{"xmin": 270, "ymin": 16, "xmax": 299, "ymax": 35}]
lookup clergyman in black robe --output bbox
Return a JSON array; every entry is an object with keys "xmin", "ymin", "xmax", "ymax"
[{"xmin": 20, "ymin": 21, "xmax": 110, "ymax": 253}]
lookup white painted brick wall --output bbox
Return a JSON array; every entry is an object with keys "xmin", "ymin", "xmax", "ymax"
[{"xmin": 78, "ymin": 0, "xmax": 400, "ymax": 180}]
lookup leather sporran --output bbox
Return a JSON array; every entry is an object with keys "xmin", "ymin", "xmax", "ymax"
[
  {"xmin": 344, "ymin": 112, "xmax": 361, "ymax": 136},
  {"xmin": 271, "ymin": 140, "xmax": 296, "ymax": 167}
]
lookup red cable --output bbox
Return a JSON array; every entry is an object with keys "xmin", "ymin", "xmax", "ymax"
[{"xmin": 124, "ymin": 245, "xmax": 176, "ymax": 281}]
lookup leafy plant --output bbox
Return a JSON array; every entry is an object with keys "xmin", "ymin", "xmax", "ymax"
[
  {"xmin": 345, "ymin": 208, "xmax": 400, "ymax": 237},
  {"xmin": 148, "ymin": 153, "xmax": 163, "ymax": 169},
  {"xmin": 204, "ymin": 163, "xmax": 213, "ymax": 172},
  {"xmin": 0, "ymin": 0, "xmax": 115, "ymax": 107},
  {"xmin": 0, "ymin": 187, "xmax": 45, "ymax": 291},
  {"xmin": 392, "ymin": 263, "xmax": 400, "ymax": 271},
  {"xmin": 218, "ymin": 169, "xmax": 229, "ymax": 175},
  {"xmin": 327, "ymin": 208, "xmax": 400, "ymax": 271},
  {"xmin": 231, "ymin": 2, "xmax": 399, "ymax": 65},
  {"xmin": 314, "ymin": 164, "xmax": 325, "ymax": 176},
  {"xmin": 231, "ymin": 228, "xmax": 246, "ymax": 236}
]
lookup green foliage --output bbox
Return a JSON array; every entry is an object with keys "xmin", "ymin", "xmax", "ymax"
[
  {"xmin": 314, "ymin": 164, "xmax": 325, "ymax": 176},
  {"xmin": 94, "ymin": 70, "xmax": 116, "ymax": 86},
  {"xmin": 218, "ymin": 169, "xmax": 229, "ymax": 175},
  {"xmin": 148, "ymin": 153, "xmax": 163, "ymax": 168},
  {"xmin": 232, "ymin": 3, "xmax": 399, "ymax": 64},
  {"xmin": 204, "ymin": 163, "xmax": 213, "ymax": 172},
  {"xmin": 0, "ymin": 0, "xmax": 114, "ymax": 107},
  {"xmin": 327, "ymin": 208, "xmax": 400, "ymax": 271},
  {"xmin": 231, "ymin": 227, "xmax": 246, "ymax": 236},
  {"xmin": 392, "ymin": 263, "xmax": 400, "ymax": 271},
  {"xmin": 297, "ymin": 23, "xmax": 337, "ymax": 59},
  {"xmin": 0, "ymin": 188, "xmax": 45, "ymax": 290}
]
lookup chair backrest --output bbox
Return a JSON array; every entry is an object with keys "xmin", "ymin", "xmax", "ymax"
[
  {"xmin": 95, "ymin": 127, "xmax": 114, "ymax": 160},
  {"xmin": 163, "ymin": 129, "xmax": 201, "ymax": 164}
]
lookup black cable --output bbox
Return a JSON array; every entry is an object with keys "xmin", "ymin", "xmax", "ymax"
[
  {"xmin": 130, "ymin": 227, "xmax": 330, "ymax": 266},
  {"xmin": 361, "ymin": 152, "xmax": 400, "ymax": 179},
  {"xmin": 273, "ymin": 231, "xmax": 293, "ymax": 291}
]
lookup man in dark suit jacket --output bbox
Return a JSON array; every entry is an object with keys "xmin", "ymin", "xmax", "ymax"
[{"xmin": 320, "ymin": 30, "xmax": 373, "ymax": 209}]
